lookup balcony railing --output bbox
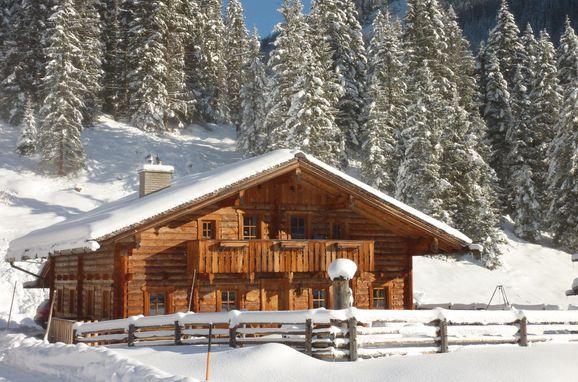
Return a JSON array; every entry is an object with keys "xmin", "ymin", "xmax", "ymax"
[{"xmin": 187, "ymin": 240, "xmax": 374, "ymax": 274}]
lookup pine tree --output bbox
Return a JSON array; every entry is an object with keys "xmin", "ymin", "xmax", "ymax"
[
  {"xmin": 483, "ymin": 51, "xmax": 512, "ymax": 198},
  {"xmin": 310, "ymin": 0, "xmax": 367, "ymax": 152},
  {"xmin": 1, "ymin": 1, "xmax": 50, "ymax": 125},
  {"xmin": 127, "ymin": 0, "xmax": 170, "ymax": 132},
  {"xmin": 360, "ymin": 10, "xmax": 405, "ymax": 194},
  {"xmin": 101, "ymin": 0, "xmax": 125, "ymax": 118},
  {"xmin": 547, "ymin": 76, "xmax": 578, "ymax": 252},
  {"xmin": 75, "ymin": 0, "xmax": 103, "ymax": 125},
  {"xmin": 529, "ymin": 30, "xmax": 562, "ymax": 213},
  {"xmin": 507, "ymin": 67, "xmax": 541, "ymax": 241},
  {"xmin": 265, "ymin": 0, "xmax": 309, "ymax": 150},
  {"xmin": 486, "ymin": 0, "xmax": 524, "ymax": 89},
  {"xmin": 39, "ymin": 0, "xmax": 86, "ymax": 175},
  {"xmin": 519, "ymin": 24, "xmax": 538, "ymax": 97},
  {"xmin": 557, "ymin": 17, "xmax": 578, "ymax": 93},
  {"xmin": 396, "ymin": 65, "xmax": 446, "ymax": 222},
  {"xmin": 441, "ymin": 92, "xmax": 504, "ymax": 268},
  {"xmin": 238, "ymin": 30, "xmax": 268, "ymax": 158},
  {"xmin": 225, "ymin": 0, "xmax": 249, "ymax": 129},
  {"xmin": 196, "ymin": 0, "xmax": 228, "ymax": 123},
  {"xmin": 16, "ymin": 96, "xmax": 37, "ymax": 156}
]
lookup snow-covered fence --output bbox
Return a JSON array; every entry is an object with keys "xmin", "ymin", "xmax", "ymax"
[{"xmin": 72, "ymin": 308, "xmax": 578, "ymax": 361}]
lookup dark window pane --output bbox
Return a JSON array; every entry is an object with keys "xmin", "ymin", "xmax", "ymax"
[
  {"xmin": 312, "ymin": 289, "xmax": 326, "ymax": 309},
  {"xmin": 372, "ymin": 288, "xmax": 386, "ymax": 309},
  {"xmin": 332, "ymin": 224, "xmax": 342, "ymax": 239},
  {"xmin": 202, "ymin": 221, "xmax": 215, "ymax": 239},
  {"xmin": 243, "ymin": 216, "xmax": 258, "ymax": 239},
  {"xmin": 221, "ymin": 291, "xmax": 237, "ymax": 312},
  {"xmin": 291, "ymin": 217, "xmax": 306, "ymax": 239},
  {"xmin": 150, "ymin": 293, "xmax": 166, "ymax": 316}
]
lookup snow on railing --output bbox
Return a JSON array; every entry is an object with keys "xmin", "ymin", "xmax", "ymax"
[{"xmin": 71, "ymin": 308, "xmax": 578, "ymax": 361}]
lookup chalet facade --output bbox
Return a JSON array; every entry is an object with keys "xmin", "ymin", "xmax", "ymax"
[{"xmin": 7, "ymin": 150, "xmax": 474, "ymax": 321}]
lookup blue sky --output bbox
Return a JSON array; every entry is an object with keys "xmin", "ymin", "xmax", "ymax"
[{"xmin": 224, "ymin": 0, "xmax": 313, "ymax": 37}]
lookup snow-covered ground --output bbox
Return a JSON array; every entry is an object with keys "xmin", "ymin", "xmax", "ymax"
[{"xmin": 0, "ymin": 116, "xmax": 577, "ymax": 380}]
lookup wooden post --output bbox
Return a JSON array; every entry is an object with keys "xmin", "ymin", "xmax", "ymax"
[
  {"xmin": 175, "ymin": 321, "xmax": 182, "ymax": 345},
  {"xmin": 348, "ymin": 318, "xmax": 358, "ymax": 361},
  {"xmin": 43, "ymin": 290, "xmax": 57, "ymax": 342},
  {"xmin": 6, "ymin": 281, "xmax": 17, "ymax": 331},
  {"xmin": 128, "ymin": 324, "xmax": 135, "ymax": 347},
  {"xmin": 205, "ymin": 323, "xmax": 213, "ymax": 381},
  {"xmin": 332, "ymin": 278, "xmax": 350, "ymax": 310},
  {"xmin": 439, "ymin": 319, "xmax": 448, "ymax": 353},
  {"xmin": 229, "ymin": 324, "xmax": 237, "ymax": 348},
  {"xmin": 519, "ymin": 317, "xmax": 528, "ymax": 347},
  {"xmin": 305, "ymin": 319, "xmax": 313, "ymax": 356}
]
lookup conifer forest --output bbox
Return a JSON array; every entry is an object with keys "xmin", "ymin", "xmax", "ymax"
[{"xmin": 1, "ymin": 0, "xmax": 577, "ymax": 266}]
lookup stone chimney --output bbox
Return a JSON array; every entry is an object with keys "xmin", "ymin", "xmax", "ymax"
[{"xmin": 138, "ymin": 154, "xmax": 174, "ymax": 197}]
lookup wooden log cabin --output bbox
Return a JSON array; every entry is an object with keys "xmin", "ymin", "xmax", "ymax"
[{"xmin": 7, "ymin": 150, "xmax": 475, "ymax": 321}]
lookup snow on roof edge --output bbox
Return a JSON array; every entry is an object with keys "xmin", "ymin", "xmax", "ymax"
[{"xmin": 7, "ymin": 149, "xmax": 472, "ymax": 262}]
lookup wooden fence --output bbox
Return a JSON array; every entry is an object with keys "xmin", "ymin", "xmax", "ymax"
[
  {"xmin": 47, "ymin": 318, "xmax": 76, "ymax": 344},
  {"xmin": 69, "ymin": 309, "xmax": 578, "ymax": 361}
]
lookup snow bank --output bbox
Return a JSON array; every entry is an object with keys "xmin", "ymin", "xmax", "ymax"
[
  {"xmin": 328, "ymin": 259, "xmax": 357, "ymax": 280},
  {"xmin": 0, "ymin": 333, "xmax": 194, "ymax": 382}
]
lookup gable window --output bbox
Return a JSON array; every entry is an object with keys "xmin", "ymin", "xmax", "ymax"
[
  {"xmin": 243, "ymin": 216, "xmax": 258, "ymax": 239},
  {"xmin": 312, "ymin": 288, "xmax": 327, "ymax": 309},
  {"xmin": 372, "ymin": 287, "xmax": 388, "ymax": 309},
  {"xmin": 149, "ymin": 293, "xmax": 166, "ymax": 315},
  {"xmin": 332, "ymin": 223, "xmax": 343, "ymax": 240},
  {"xmin": 220, "ymin": 290, "xmax": 237, "ymax": 312},
  {"xmin": 291, "ymin": 216, "xmax": 306, "ymax": 239},
  {"xmin": 202, "ymin": 221, "xmax": 216, "ymax": 239}
]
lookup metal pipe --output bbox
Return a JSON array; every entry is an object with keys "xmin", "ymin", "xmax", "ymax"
[{"xmin": 9, "ymin": 261, "xmax": 43, "ymax": 280}]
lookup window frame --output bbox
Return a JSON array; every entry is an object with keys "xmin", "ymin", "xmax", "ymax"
[
  {"xmin": 219, "ymin": 289, "xmax": 238, "ymax": 312},
  {"xmin": 311, "ymin": 288, "xmax": 328, "ymax": 309},
  {"xmin": 370, "ymin": 285, "xmax": 390, "ymax": 309},
  {"xmin": 242, "ymin": 215, "xmax": 259, "ymax": 240},
  {"xmin": 289, "ymin": 215, "xmax": 307, "ymax": 240}
]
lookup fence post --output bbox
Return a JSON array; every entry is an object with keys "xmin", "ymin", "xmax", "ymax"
[
  {"xmin": 305, "ymin": 319, "xmax": 313, "ymax": 356},
  {"xmin": 175, "ymin": 321, "xmax": 182, "ymax": 345},
  {"xmin": 128, "ymin": 324, "xmax": 135, "ymax": 347},
  {"xmin": 229, "ymin": 324, "xmax": 237, "ymax": 348},
  {"xmin": 439, "ymin": 319, "xmax": 448, "ymax": 353},
  {"xmin": 348, "ymin": 318, "xmax": 358, "ymax": 361},
  {"xmin": 519, "ymin": 317, "xmax": 528, "ymax": 347}
]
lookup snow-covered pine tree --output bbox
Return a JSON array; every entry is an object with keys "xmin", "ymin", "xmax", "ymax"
[
  {"xmin": 16, "ymin": 96, "xmax": 37, "ymax": 156},
  {"xmin": 165, "ymin": 0, "xmax": 193, "ymax": 128},
  {"xmin": 528, "ymin": 30, "xmax": 562, "ymax": 215},
  {"xmin": 476, "ymin": 41, "xmax": 489, "ymax": 113},
  {"xmin": 404, "ymin": 0, "xmax": 452, "ymax": 100},
  {"xmin": 0, "ymin": 0, "xmax": 50, "ymax": 125},
  {"xmin": 75, "ymin": 0, "xmax": 103, "ymax": 125},
  {"xmin": 182, "ymin": 0, "xmax": 203, "ymax": 122},
  {"xmin": 396, "ymin": 65, "xmax": 447, "ymax": 222},
  {"xmin": 238, "ymin": 29, "xmax": 268, "ymax": 158},
  {"xmin": 101, "ymin": 0, "xmax": 125, "ymax": 118},
  {"xmin": 225, "ymin": 0, "xmax": 249, "ymax": 129},
  {"xmin": 265, "ymin": 0, "xmax": 309, "ymax": 151},
  {"xmin": 557, "ymin": 17, "xmax": 578, "ymax": 94},
  {"xmin": 547, "ymin": 75, "xmax": 578, "ymax": 252},
  {"xmin": 196, "ymin": 0, "xmax": 228, "ymax": 123},
  {"xmin": 127, "ymin": 0, "xmax": 170, "ymax": 132},
  {"xmin": 360, "ymin": 10, "xmax": 405, "ymax": 194},
  {"xmin": 506, "ymin": 67, "xmax": 541, "ymax": 241},
  {"xmin": 519, "ymin": 24, "xmax": 538, "ymax": 98},
  {"xmin": 486, "ymin": 0, "xmax": 524, "ymax": 89},
  {"xmin": 39, "ymin": 0, "xmax": 86, "ymax": 175},
  {"xmin": 286, "ymin": 30, "xmax": 342, "ymax": 165},
  {"xmin": 483, "ymin": 51, "xmax": 512, "ymax": 200},
  {"xmin": 441, "ymin": 92, "xmax": 504, "ymax": 268},
  {"xmin": 310, "ymin": 0, "xmax": 367, "ymax": 152}
]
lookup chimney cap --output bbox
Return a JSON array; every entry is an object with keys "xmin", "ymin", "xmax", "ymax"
[{"xmin": 140, "ymin": 153, "xmax": 174, "ymax": 174}]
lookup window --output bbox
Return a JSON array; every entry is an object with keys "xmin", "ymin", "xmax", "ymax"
[
  {"xmin": 243, "ymin": 216, "xmax": 258, "ymax": 239},
  {"xmin": 291, "ymin": 216, "xmax": 306, "ymax": 239},
  {"xmin": 86, "ymin": 290, "xmax": 94, "ymax": 317},
  {"xmin": 372, "ymin": 288, "xmax": 388, "ymax": 309},
  {"xmin": 149, "ymin": 293, "xmax": 167, "ymax": 315},
  {"xmin": 332, "ymin": 223, "xmax": 343, "ymax": 239},
  {"xmin": 69, "ymin": 289, "xmax": 76, "ymax": 314},
  {"xmin": 202, "ymin": 221, "xmax": 216, "ymax": 239},
  {"xmin": 312, "ymin": 289, "xmax": 327, "ymax": 309},
  {"xmin": 221, "ymin": 290, "xmax": 237, "ymax": 312},
  {"xmin": 102, "ymin": 290, "xmax": 111, "ymax": 319},
  {"xmin": 56, "ymin": 289, "xmax": 63, "ymax": 313}
]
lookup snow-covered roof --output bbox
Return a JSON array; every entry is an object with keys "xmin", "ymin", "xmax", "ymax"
[{"xmin": 6, "ymin": 150, "xmax": 471, "ymax": 262}]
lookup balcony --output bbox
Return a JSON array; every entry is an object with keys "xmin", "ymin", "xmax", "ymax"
[{"xmin": 187, "ymin": 240, "xmax": 374, "ymax": 274}]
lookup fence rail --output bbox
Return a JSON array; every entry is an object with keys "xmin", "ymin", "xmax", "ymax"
[{"xmin": 70, "ymin": 309, "xmax": 578, "ymax": 361}]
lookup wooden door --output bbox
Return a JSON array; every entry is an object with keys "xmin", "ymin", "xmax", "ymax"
[{"xmin": 263, "ymin": 281, "xmax": 286, "ymax": 311}]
